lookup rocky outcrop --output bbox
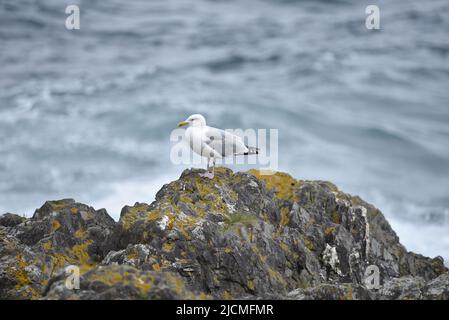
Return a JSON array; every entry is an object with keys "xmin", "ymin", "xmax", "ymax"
[{"xmin": 0, "ymin": 168, "xmax": 447, "ymax": 300}]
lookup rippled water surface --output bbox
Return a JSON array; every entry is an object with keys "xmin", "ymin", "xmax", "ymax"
[{"xmin": 1, "ymin": 0, "xmax": 449, "ymax": 261}]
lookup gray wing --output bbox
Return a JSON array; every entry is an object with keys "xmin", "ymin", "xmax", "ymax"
[{"xmin": 204, "ymin": 126, "xmax": 248, "ymax": 157}]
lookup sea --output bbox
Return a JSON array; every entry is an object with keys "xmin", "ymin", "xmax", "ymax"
[{"xmin": 1, "ymin": 0, "xmax": 448, "ymax": 262}]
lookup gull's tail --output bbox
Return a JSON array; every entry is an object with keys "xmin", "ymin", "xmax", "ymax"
[{"xmin": 244, "ymin": 146, "xmax": 259, "ymax": 155}]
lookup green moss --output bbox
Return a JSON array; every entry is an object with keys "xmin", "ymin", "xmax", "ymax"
[{"xmin": 223, "ymin": 213, "xmax": 257, "ymax": 231}]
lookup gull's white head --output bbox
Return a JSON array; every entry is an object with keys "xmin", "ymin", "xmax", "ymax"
[{"xmin": 178, "ymin": 114, "xmax": 206, "ymax": 128}]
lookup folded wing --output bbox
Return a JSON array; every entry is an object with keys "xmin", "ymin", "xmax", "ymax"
[{"xmin": 204, "ymin": 126, "xmax": 248, "ymax": 157}]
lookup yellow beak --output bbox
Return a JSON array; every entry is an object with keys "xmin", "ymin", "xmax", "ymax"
[{"xmin": 178, "ymin": 121, "xmax": 189, "ymax": 127}]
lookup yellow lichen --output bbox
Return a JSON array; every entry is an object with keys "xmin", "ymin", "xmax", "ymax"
[
  {"xmin": 340, "ymin": 286, "xmax": 353, "ymax": 300},
  {"xmin": 279, "ymin": 242, "xmax": 291, "ymax": 253},
  {"xmin": 147, "ymin": 210, "xmax": 160, "ymax": 221},
  {"xmin": 14, "ymin": 255, "xmax": 31, "ymax": 287},
  {"xmin": 91, "ymin": 270, "xmax": 124, "ymax": 286},
  {"xmin": 152, "ymin": 263, "xmax": 161, "ymax": 271},
  {"xmin": 248, "ymin": 170, "xmax": 301, "ymax": 202},
  {"xmin": 126, "ymin": 249, "xmax": 139, "ymax": 261},
  {"xmin": 324, "ymin": 227, "xmax": 336, "ymax": 236},
  {"xmin": 74, "ymin": 228, "xmax": 86, "ymax": 239},
  {"xmin": 267, "ymin": 268, "xmax": 288, "ymax": 286},
  {"xmin": 223, "ymin": 290, "xmax": 232, "ymax": 300},
  {"xmin": 247, "ymin": 280, "xmax": 255, "ymax": 291},
  {"xmin": 50, "ymin": 201, "xmax": 66, "ymax": 211},
  {"xmin": 70, "ymin": 241, "xmax": 92, "ymax": 264},
  {"xmin": 163, "ymin": 242, "xmax": 174, "ymax": 252},
  {"xmin": 42, "ymin": 240, "xmax": 53, "ymax": 252},
  {"xmin": 280, "ymin": 207, "xmax": 290, "ymax": 226},
  {"xmin": 121, "ymin": 203, "xmax": 152, "ymax": 231},
  {"xmin": 198, "ymin": 292, "xmax": 209, "ymax": 300},
  {"xmin": 51, "ymin": 219, "xmax": 61, "ymax": 231},
  {"xmin": 179, "ymin": 195, "xmax": 193, "ymax": 204},
  {"xmin": 304, "ymin": 238, "xmax": 315, "ymax": 251}
]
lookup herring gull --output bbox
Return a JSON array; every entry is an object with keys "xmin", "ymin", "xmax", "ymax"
[{"xmin": 178, "ymin": 114, "xmax": 258, "ymax": 178}]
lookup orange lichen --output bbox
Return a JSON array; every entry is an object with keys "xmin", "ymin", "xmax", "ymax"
[{"xmin": 51, "ymin": 219, "xmax": 61, "ymax": 231}]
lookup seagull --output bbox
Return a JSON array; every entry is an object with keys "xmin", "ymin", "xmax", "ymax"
[{"xmin": 178, "ymin": 114, "xmax": 258, "ymax": 179}]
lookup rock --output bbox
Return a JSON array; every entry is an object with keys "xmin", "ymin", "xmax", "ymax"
[
  {"xmin": 377, "ymin": 272, "xmax": 449, "ymax": 300},
  {"xmin": 0, "ymin": 213, "xmax": 26, "ymax": 228},
  {"xmin": 0, "ymin": 168, "xmax": 447, "ymax": 300},
  {"xmin": 378, "ymin": 276, "xmax": 426, "ymax": 300},
  {"xmin": 43, "ymin": 264, "xmax": 205, "ymax": 300},
  {"xmin": 0, "ymin": 199, "xmax": 117, "ymax": 299},
  {"xmin": 422, "ymin": 272, "xmax": 449, "ymax": 300},
  {"xmin": 287, "ymin": 283, "xmax": 375, "ymax": 300}
]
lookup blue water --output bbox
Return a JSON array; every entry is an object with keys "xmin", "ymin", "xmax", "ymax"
[{"xmin": 1, "ymin": 0, "xmax": 449, "ymax": 262}]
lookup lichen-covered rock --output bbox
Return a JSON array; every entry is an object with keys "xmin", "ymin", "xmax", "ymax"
[
  {"xmin": 422, "ymin": 273, "xmax": 449, "ymax": 300},
  {"xmin": 0, "ymin": 199, "xmax": 117, "ymax": 299},
  {"xmin": 378, "ymin": 276, "xmax": 426, "ymax": 300},
  {"xmin": 378, "ymin": 272, "xmax": 449, "ymax": 300},
  {"xmin": 0, "ymin": 213, "xmax": 26, "ymax": 228},
  {"xmin": 43, "ymin": 264, "xmax": 205, "ymax": 300},
  {"xmin": 1, "ymin": 169, "xmax": 447, "ymax": 300},
  {"xmin": 287, "ymin": 283, "xmax": 375, "ymax": 300},
  {"xmin": 115, "ymin": 168, "xmax": 447, "ymax": 299}
]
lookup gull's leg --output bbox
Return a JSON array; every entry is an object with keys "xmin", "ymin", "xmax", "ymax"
[
  {"xmin": 200, "ymin": 158, "xmax": 214, "ymax": 178},
  {"xmin": 211, "ymin": 158, "xmax": 215, "ymax": 178}
]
